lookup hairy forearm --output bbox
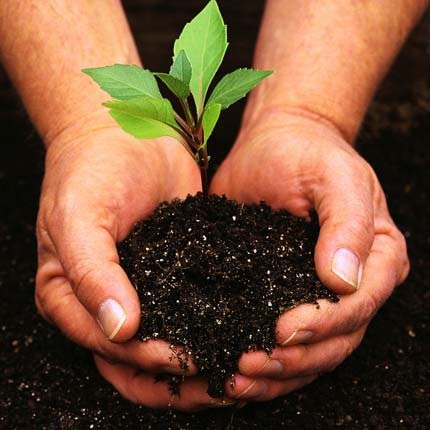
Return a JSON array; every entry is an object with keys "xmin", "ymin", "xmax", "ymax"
[
  {"xmin": 0, "ymin": 0, "xmax": 140, "ymax": 146},
  {"xmin": 245, "ymin": 0, "xmax": 428, "ymax": 143}
]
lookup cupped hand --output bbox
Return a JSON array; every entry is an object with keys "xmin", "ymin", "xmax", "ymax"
[
  {"xmin": 35, "ymin": 125, "xmax": 234, "ymax": 410},
  {"xmin": 210, "ymin": 109, "xmax": 410, "ymax": 402}
]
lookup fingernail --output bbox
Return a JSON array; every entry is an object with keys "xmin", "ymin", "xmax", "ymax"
[
  {"xmin": 259, "ymin": 358, "xmax": 284, "ymax": 376},
  {"xmin": 237, "ymin": 380, "xmax": 267, "ymax": 399},
  {"xmin": 97, "ymin": 298, "xmax": 126, "ymax": 340},
  {"xmin": 331, "ymin": 248, "xmax": 362, "ymax": 289},
  {"xmin": 281, "ymin": 330, "xmax": 313, "ymax": 346}
]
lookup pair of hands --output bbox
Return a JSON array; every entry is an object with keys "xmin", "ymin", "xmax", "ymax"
[{"xmin": 35, "ymin": 109, "xmax": 409, "ymax": 411}]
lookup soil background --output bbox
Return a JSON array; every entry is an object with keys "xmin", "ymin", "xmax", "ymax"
[{"xmin": 0, "ymin": 1, "xmax": 429, "ymax": 429}]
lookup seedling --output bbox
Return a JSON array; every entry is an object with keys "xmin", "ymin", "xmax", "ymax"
[{"xmin": 83, "ymin": 0, "xmax": 272, "ymax": 196}]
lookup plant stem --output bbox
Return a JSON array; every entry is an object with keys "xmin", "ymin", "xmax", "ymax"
[
  {"xmin": 180, "ymin": 98, "xmax": 195, "ymax": 130},
  {"xmin": 178, "ymin": 99, "xmax": 208, "ymax": 196},
  {"xmin": 174, "ymin": 112, "xmax": 192, "ymax": 136},
  {"xmin": 197, "ymin": 144, "xmax": 209, "ymax": 197},
  {"xmin": 192, "ymin": 120, "xmax": 209, "ymax": 197}
]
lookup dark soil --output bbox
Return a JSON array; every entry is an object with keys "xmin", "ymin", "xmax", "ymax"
[
  {"xmin": 1, "ymin": 1, "xmax": 429, "ymax": 429},
  {"xmin": 118, "ymin": 194, "xmax": 337, "ymax": 397}
]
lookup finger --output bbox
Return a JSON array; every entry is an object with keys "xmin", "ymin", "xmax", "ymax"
[
  {"xmin": 224, "ymin": 374, "xmax": 269, "ymax": 400},
  {"xmin": 275, "ymin": 232, "xmax": 407, "ymax": 346},
  {"xmin": 45, "ymin": 201, "xmax": 140, "ymax": 342},
  {"xmin": 239, "ymin": 327, "xmax": 366, "ymax": 379},
  {"xmin": 224, "ymin": 373, "xmax": 317, "ymax": 402},
  {"xmin": 36, "ymin": 269, "xmax": 198, "ymax": 375},
  {"xmin": 313, "ymin": 158, "xmax": 376, "ymax": 294},
  {"xmin": 94, "ymin": 355, "xmax": 236, "ymax": 411},
  {"xmin": 254, "ymin": 374, "xmax": 317, "ymax": 402}
]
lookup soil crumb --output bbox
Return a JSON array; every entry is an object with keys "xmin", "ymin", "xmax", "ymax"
[{"xmin": 118, "ymin": 193, "xmax": 338, "ymax": 397}]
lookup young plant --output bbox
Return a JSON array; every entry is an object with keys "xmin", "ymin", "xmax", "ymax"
[{"xmin": 83, "ymin": 0, "xmax": 272, "ymax": 196}]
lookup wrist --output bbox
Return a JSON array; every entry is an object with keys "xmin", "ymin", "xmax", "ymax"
[
  {"xmin": 244, "ymin": 0, "xmax": 426, "ymax": 147},
  {"xmin": 44, "ymin": 118, "xmax": 196, "ymax": 200},
  {"xmin": 42, "ymin": 106, "xmax": 119, "ymax": 150},
  {"xmin": 242, "ymin": 90, "xmax": 364, "ymax": 146},
  {"xmin": 239, "ymin": 103, "xmax": 350, "ymax": 150}
]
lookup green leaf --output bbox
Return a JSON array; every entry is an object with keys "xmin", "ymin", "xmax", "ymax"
[
  {"xmin": 174, "ymin": 0, "xmax": 228, "ymax": 116},
  {"xmin": 202, "ymin": 104, "xmax": 221, "ymax": 145},
  {"xmin": 170, "ymin": 50, "xmax": 192, "ymax": 85},
  {"xmin": 154, "ymin": 73, "xmax": 190, "ymax": 99},
  {"xmin": 207, "ymin": 68, "xmax": 273, "ymax": 109},
  {"xmin": 104, "ymin": 96, "xmax": 177, "ymax": 127},
  {"xmin": 82, "ymin": 64, "xmax": 162, "ymax": 100},
  {"xmin": 103, "ymin": 96, "xmax": 181, "ymax": 140}
]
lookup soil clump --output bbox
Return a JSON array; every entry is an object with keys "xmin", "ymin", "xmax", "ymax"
[{"xmin": 119, "ymin": 193, "xmax": 338, "ymax": 397}]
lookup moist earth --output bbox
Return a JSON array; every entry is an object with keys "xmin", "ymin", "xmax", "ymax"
[{"xmin": 118, "ymin": 193, "xmax": 337, "ymax": 397}]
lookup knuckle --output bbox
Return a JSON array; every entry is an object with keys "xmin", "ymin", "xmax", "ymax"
[
  {"xmin": 322, "ymin": 155, "xmax": 375, "ymax": 246},
  {"xmin": 103, "ymin": 180, "xmax": 133, "ymax": 217},
  {"xmin": 350, "ymin": 155, "xmax": 375, "ymax": 185},
  {"xmin": 323, "ymin": 337, "xmax": 358, "ymax": 374},
  {"xmin": 43, "ymin": 180, "xmax": 76, "ymax": 222},
  {"xmin": 324, "ymin": 363, "xmax": 341, "ymax": 373},
  {"xmin": 35, "ymin": 213, "xmax": 45, "ymax": 241},
  {"xmin": 34, "ymin": 288, "xmax": 49, "ymax": 322},
  {"xmin": 397, "ymin": 234, "xmax": 410, "ymax": 282},
  {"xmin": 93, "ymin": 336, "xmax": 115, "ymax": 359},
  {"xmin": 36, "ymin": 211, "xmax": 52, "ymax": 246},
  {"xmin": 47, "ymin": 181, "xmax": 92, "ymax": 232},
  {"xmin": 51, "ymin": 190, "xmax": 77, "ymax": 225},
  {"xmin": 360, "ymin": 289, "xmax": 381, "ymax": 321},
  {"xmin": 39, "ymin": 192, "xmax": 56, "ymax": 222},
  {"xmin": 395, "ymin": 229, "xmax": 409, "ymax": 262},
  {"xmin": 330, "ymin": 211, "xmax": 374, "ymax": 252},
  {"xmin": 373, "ymin": 181, "xmax": 389, "ymax": 210},
  {"xmin": 69, "ymin": 261, "xmax": 96, "ymax": 299},
  {"xmin": 400, "ymin": 256, "xmax": 411, "ymax": 284},
  {"xmin": 342, "ymin": 336, "xmax": 357, "ymax": 358},
  {"xmin": 326, "ymin": 148, "xmax": 370, "ymax": 179},
  {"xmin": 385, "ymin": 226, "xmax": 410, "ymax": 285},
  {"xmin": 292, "ymin": 344, "xmax": 309, "ymax": 366},
  {"xmin": 391, "ymin": 226, "xmax": 407, "ymax": 252},
  {"xmin": 349, "ymin": 212, "xmax": 374, "ymax": 241},
  {"xmin": 34, "ymin": 271, "xmax": 51, "ymax": 322},
  {"xmin": 350, "ymin": 156, "xmax": 369, "ymax": 177},
  {"xmin": 340, "ymin": 307, "xmax": 364, "ymax": 333}
]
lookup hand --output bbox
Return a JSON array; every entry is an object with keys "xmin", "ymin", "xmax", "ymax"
[
  {"xmin": 35, "ymin": 125, "xmax": 230, "ymax": 410},
  {"xmin": 210, "ymin": 108, "xmax": 409, "ymax": 402}
]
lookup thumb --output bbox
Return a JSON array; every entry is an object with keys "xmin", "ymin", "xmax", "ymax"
[
  {"xmin": 49, "ymin": 206, "xmax": 140, "ymax": 342},
  {"xmin": 313, "ymin": 168, "xmax": 375, "ymax": 294}
]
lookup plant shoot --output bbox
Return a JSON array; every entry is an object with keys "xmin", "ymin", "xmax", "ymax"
[{"xmin": 83, "ymin": 0, "xmax": 272, "ymax": 195}]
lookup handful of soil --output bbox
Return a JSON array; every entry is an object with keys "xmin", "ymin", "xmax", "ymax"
[{"xmin": 118, "ymin": 193, "xmax": 338, "ymax": 397}]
